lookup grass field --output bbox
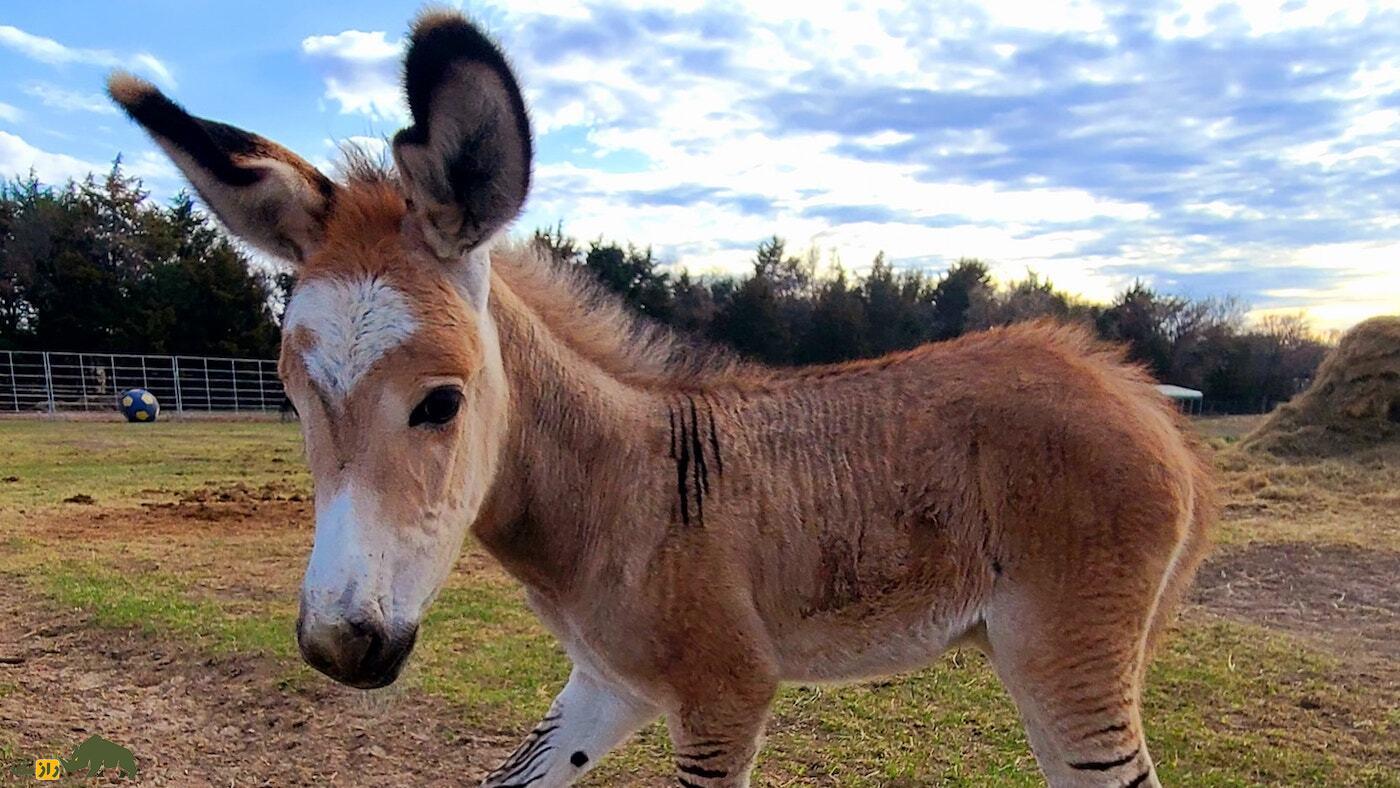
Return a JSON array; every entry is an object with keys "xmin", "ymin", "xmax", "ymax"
[{"xmin": 1, "ymin": 418, "xmax": 1397, "ymax": 786}]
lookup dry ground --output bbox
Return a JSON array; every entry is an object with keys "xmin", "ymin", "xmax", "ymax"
[
  {"xmin": 0, "ymin": 578, "xmax": 515, "ymax": 786},
  {"xmin": 1, "ymin": 417, "xmax": 1397, "ymax": 786}
]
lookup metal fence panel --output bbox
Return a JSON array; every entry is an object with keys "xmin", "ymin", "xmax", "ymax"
[{"xmin": 0, "ymin": 350, "xmax": 284, "ymax": 414}]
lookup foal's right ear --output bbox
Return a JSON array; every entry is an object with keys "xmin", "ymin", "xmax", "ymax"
[
  {"xmin": 107, "ymin": 73, "xmax": 336, "ymax": 264},
  {"xmin": 392, "ymin": 11, "xmax": 533, "ymax": 261}
]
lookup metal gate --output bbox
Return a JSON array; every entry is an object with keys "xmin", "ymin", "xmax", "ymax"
[{"xmin": 0, "ymin": 351, "xmax": 284, "ymax": 414}]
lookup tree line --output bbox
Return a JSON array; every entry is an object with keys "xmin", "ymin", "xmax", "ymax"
[
  {"xmin": 0, "ymin": 162, "xmax": 281, "ymax": 358},
  {"xmin": 534, "ymin": 225, "xmax": 1330, "ymax": 413},
  {"xmin": 1, "ymin": 164, "xmax": 1329, "ymax": 412}
]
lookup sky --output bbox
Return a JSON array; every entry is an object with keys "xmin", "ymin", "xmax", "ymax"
[{"xmin": 1, "ymin": 0, "xmax": 1397, "ymax": 331}]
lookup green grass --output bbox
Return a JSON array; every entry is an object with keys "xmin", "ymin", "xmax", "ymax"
[
  {"xmin": 36, "ymin": 561, "xmax": 297, "ymax": 659},
  {"xmin": 3, "ymin": 420, "xmax": 1398, "ymax": 785},
  {"xmin": 0, "ymin": 419, "xmax": 307, "ymax": 508},
  {"xmin": 6, "ymin": 545, "xmax": 1395, "ymax": 786}
]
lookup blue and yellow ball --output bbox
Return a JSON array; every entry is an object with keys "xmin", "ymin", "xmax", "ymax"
[{"xmin": 119, "ymin": 388, "xmax": 160, "ymax": 423}]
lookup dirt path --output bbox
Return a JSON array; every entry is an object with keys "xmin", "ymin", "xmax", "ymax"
[
  {"xmin": 1191, "ymin": 541, "xmax": 1400, "ymax": 661},
  {"xmin": 0, "ymin": 580, "xmax": 514, "ymax": 786}
]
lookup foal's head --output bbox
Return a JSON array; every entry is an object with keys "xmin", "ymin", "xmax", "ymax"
[{"xmin": 111, "ymin": 12, "xmax": 533, "ymax": 688}]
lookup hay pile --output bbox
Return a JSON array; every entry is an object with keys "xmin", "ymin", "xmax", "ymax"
[{"xmin": 1242, "ymin": 315, "xmax": 1400, "ymax": 457}]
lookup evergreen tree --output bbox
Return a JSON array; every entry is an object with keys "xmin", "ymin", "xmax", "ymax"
[
  {"xmin": 0, "ymin": 161, "xmax": 280, "ymax": 355},
  {"xmin": 798, "ymin": 263, "xmax": 867, "ymax": 363},
  {"xmin": 929, "ymin": 258, "xmax": 993, "ymax": 340}
]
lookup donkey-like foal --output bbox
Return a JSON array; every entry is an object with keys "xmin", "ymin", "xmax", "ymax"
[{"xmin": 112, "ymin": 11, "xmax": 1213, "ymax": 787}]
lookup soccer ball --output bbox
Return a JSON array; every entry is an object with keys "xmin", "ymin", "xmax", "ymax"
[{"xmin": 119, "ymin": 389, "xmax": 160, "ymax": 423}]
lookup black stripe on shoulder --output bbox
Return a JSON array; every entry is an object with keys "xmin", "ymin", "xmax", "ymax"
[
  {"xmin": 677, "ymin": 779, "xmax": 704, "ymax": 788},
  {"xmin": 706, "ymin": 406, "xmax": 724, "ymax": 476},
  {"xmin": 675, "ymin": 402, "xmax": 692, "ymax": 526},
  {"xmin": 1124, "ymin": 769, "xmax": 1152, "ymax": 787}
]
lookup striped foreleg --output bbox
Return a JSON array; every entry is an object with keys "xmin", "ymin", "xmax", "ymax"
[{"xmin": 481, "ymin": 667, "xmax": 657, "ymax": 787}]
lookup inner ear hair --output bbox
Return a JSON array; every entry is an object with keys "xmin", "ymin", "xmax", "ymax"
[
  {"xmin": 392, "ymin": 11, "xmax": 533, "ymax": 258},
  {"xmin": 108, "ymin": 72, "xmax": 336, "ymax": 264}
]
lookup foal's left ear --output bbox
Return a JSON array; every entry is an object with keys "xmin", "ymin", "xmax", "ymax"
[{"xmin": 393, "ymin": 11, "xmax": 532, "ymax": 267}]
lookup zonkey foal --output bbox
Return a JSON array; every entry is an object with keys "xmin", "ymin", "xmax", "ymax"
[{"xmin": 111, "ymin": 11, "xmax": 1214, "ymax": 787}]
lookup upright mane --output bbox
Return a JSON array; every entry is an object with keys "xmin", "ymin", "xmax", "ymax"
[{"xmin": 489, "ymin": 243, "xmax": 746, "ymax": 390}]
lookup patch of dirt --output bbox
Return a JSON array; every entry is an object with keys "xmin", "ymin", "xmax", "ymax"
[
  {"xmin": 0, "ymin": 579, "xmax": 515, "ymax": 786},
  {"xmin": 33, "ymin": 499, "xmax": 312, "ymax": 542},
  {"xmin": 61, "ymin": 494, "xmax": 96, "ymax": 505},
  {"xmin": 177, "ymin": 482, "xmax": 307, "ymax": 505},
  {"xmin": 1192, "ymin": 542, "xmax": 1400, "ymax": 660}
]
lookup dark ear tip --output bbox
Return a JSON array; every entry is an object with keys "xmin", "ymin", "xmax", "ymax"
[
  {"xmin": 106, "ymin": 71, "xmax": 158, "ymax": 112},
  {"xmin": 401, "ymin": 8, "xmax": 519, "ymax": 131},
  {"xmin": 405, "ymin": 7, "xmax": 499, "ymax": 64},
  {"xmin": 410, "ymin": 8, "xmax": 475, "ymax": 39}
]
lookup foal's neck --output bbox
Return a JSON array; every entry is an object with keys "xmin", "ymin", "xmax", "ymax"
[{"xmin": 472, "ymin": 281, "xmax": 665, "ymax": 597}]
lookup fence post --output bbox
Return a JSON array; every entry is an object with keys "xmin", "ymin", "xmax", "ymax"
[
  {"xmin": 203, "ymin": 358, "xmax": 211, "ymax": 411},
  {"xmin": 173, "ymin": 357, "xmax": 184, "ymax": 417},
  {"xmin": 258, "ymin": 360, "xmax": 267, "ymax": 410},
  {"xmin": 231, "ymin": 359, "xmax": 239, "ymax": 412},
  {"xmin": 77, "ymin": 353, "xmax": 89, "ymax": 410},
  {"xmin": 140, "ymin": 356, "xmax": 149, "ymax": 390},
  {"xmin": 6, "ymin": 351, "xmax": 17, "ymax": 412},
  {"xmin": 41, "ymin": 351, "xmax": 55, "ymax": 415}
]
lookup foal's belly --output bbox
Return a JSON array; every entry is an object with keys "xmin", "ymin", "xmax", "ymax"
[{"xmin": 772, "ymin": 604, "xmax": 984, "ymax": 683}]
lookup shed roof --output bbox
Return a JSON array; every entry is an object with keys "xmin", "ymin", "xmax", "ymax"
[{"xmin": 1156, "ymin": 384, "xmax": 1204, "ymax": 400}]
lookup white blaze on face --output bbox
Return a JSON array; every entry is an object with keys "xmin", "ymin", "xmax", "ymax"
[
  {"xmin": 286, "ymin": 274, "xmax": 437, "ymax": 632},
  {"xmin": 284, "ymin": 275, "xmax": 419, "ymax": 399},
  {"xmin": 302, "ymin": 486, "xmax": 462, "ymax": 629}
]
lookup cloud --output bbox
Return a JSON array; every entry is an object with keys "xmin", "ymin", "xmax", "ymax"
[
  {"xmin": 123, "ymin": 149, "xmax": 180, "ymax": 184},
  {"xmin": 619, "ymin": 184, "xmax": 775, "ymax": 215},
  {"xmin": 0, "ymin": 24, "xmax": 175, "ymax": 88},
  {"xmin": 300, "ymin": 30, "xmax": 406, "ymax": 121},
  {"xmin": 0, "ymin": 132, "xmax": 180, "ymax": 197},
  {"xmin": 22, "ymin": 83, "xmax": 118, "ymax": 114},
  {"xmin": 0, "ymin": 102, "xmax": 21, "ymax": 123},
  {"xmin": 0, "ymin": 130, "xmax": 105, "ymax": 183},
  {"xmin": 298, "ymin": 1, "xmax": 1400, "ymax": 330},
  {"xmin": 129, "ymin": 53, "xmax": 176, "ymax": 89}
]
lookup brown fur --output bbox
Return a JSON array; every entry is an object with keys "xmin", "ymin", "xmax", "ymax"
[
  {"xmin": 475, "ymin": 237, "xmax": 1215, "ymax": 786},
  {"xmin": 281, "ymin": 170, "xmax": 1218, "ymax": 785},
  {"xmin": 117, "ymin": 9, "xmax": 1216, "ymax": 783}
]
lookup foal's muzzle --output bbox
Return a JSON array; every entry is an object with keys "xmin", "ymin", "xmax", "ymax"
[{"xmin": 296, "ymin": 610, "xmax": 418, "ymax": 689}]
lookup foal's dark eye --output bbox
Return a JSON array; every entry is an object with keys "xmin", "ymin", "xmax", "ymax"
[{"xmin": 410, "ymin": 387, "xmax": 463, "ymax": 427}]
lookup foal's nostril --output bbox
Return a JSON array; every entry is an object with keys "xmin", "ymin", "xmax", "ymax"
[
  {"xmin": 346, "ymin": 617, "xmax": 379, "ymax": 641},
  {"xmin": 296, "ymin": 612, "xmax": 415, "ymax": 689},
  {"xmin": 338, "ymin": 618, "xmax": 382, "ymax": 665}
]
